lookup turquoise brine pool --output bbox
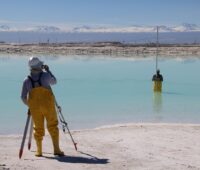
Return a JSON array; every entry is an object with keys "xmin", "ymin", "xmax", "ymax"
[{"xmin": 0, "ymin": 55, "xmax": 200, "ymax": 134}]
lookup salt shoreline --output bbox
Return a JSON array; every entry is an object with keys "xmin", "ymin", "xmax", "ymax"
[
  {"xmin": 1, "ymin": 123, "xmax": 200, "ymax": 170},
  {"xmin": 1, "ymin": 43, "xmax": 200, "ymax": 57}
]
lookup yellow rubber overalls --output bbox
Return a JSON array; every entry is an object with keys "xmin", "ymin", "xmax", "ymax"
[
  {"xmin": 153, "ymin": 80, "xmax": 162, "ymax": 92},
  {"xmin": 27, "ymin": 74, "xmax": 63, "ymax": 156}
]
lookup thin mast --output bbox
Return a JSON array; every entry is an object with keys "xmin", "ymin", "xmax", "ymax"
[{"xmin": 156, "ymin": 26, "xmax": 159, "ymax": 71}]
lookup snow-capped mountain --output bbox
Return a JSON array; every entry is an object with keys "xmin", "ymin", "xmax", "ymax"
[
  {"xmin": 69, "ymin": 23, "xmax": 200, "ymax": 33},
  {"xmin": 72, "ymin": 25, "xmax": 152, "ymax": 33},
  {"xmin": 29, "ymin": 26, "xmax": 61, "ymax": 32},
  {"xmin": 172, "ymin": 23, "xmax": 199, "ymax": 32},
  {"xmin": 73, "ymin": 25, "xmax": 93, "ymax": 32},
  {"xmin": 71, "ymin": 24, "xmax": 200, "ymax": 33},
  {"xmin": 0, "ymin": 23, "xmax": 200, "ymax": 33},
  {"xmin": 155, "ymin": 25, "xmax": 173, "ymax": 32},
  {"xmin": 0, "ymin": 25, "xmax": 10, "ymax": 31}
]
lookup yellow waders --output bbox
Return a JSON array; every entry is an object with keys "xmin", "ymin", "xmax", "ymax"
[
  {"xmin": 28, "ymin": 87, "xmax": 64, "ymax": 156},
  {"xmin": 153, "ymin": 80, "xmax": 162, "ymax": 92}
]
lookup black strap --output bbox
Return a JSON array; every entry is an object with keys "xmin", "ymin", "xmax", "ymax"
[{"xmin": 28, "ymin": 72, "xmax": 43, "ymax": 88}]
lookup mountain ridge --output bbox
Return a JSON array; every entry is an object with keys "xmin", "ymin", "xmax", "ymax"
[{"xmin": 0, "ymin": 23, "xmax": 200, "ymax": 33}]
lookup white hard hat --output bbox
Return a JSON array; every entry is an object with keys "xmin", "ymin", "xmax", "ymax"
[{"xmin": 28, "ymin": 57, "xmax": 43, "ymax": 69}]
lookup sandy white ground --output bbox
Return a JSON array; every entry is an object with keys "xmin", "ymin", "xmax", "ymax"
[{"xmin": 0, "ymin": 123, "xmax": 200, "ymax": 170}]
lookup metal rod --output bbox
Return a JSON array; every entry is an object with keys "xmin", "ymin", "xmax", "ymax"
[
  {"xmin": 28, "ymin": 118, "xmax": 33, "ymax": 150},
  {"xmin": 19, "ymin": 110, "xmax": 31, "ymax": 159},
  {"xmin": 55, "ymin": 99, "xmax": 78, "ymax": 151},
  {"xmin": 156, "ymin": 26, "xmax": 159, "ymax": 71}
]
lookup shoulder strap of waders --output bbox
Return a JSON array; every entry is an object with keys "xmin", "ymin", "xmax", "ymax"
[{"xmin": 28, "ymin": 72, "xmax": 43, "ymax": 88}]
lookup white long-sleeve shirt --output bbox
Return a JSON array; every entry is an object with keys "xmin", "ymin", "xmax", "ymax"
[{"xmin": 21, "ymin": 70, "xmax": 57, "ymax": 105}]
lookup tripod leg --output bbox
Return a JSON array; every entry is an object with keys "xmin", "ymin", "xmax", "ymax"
[
  {"xmin": 19, "ymin": 110, "xmax": 31, "ymax": 159},
  {"xmin": 59, "ymin": 109, "xmax": 78, "ymax": 151},
  {"xmin": 28, "ymin": 118, "xmax": 33, "ymax": 150},
  {"xmin": 54, "ymin": 97, "xmax": 78, "ymax": 151}
]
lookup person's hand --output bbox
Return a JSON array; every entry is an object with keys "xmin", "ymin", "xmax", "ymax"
[
  {"xmin": 57, "ymin": 105, "xmax": 62, "ymax": 112},
  {"xmin": 43, "ymin": 65, "xmax": 49, "ymax": 72}
]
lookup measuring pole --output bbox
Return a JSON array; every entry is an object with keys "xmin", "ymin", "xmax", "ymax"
[{"xmin": 156, "ymin": 26, "xmax": 159, "ymax": 71}]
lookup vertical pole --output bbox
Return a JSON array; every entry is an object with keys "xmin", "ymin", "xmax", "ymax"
[
  {"xmin": 156, "ymin": 26, "xmax": 159, "ymax": 71},
  {"xmin": 19, "ymin": 111, "xmax": 31, "ymax": 159},
  {"xmin": 28, "ymin": 118, "xmax": 33, "ymax": 150}
]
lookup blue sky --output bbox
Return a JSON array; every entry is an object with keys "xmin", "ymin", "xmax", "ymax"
[{"xmin": 0, "ymin": 0, "xmax": 199, "ymax": 26}]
